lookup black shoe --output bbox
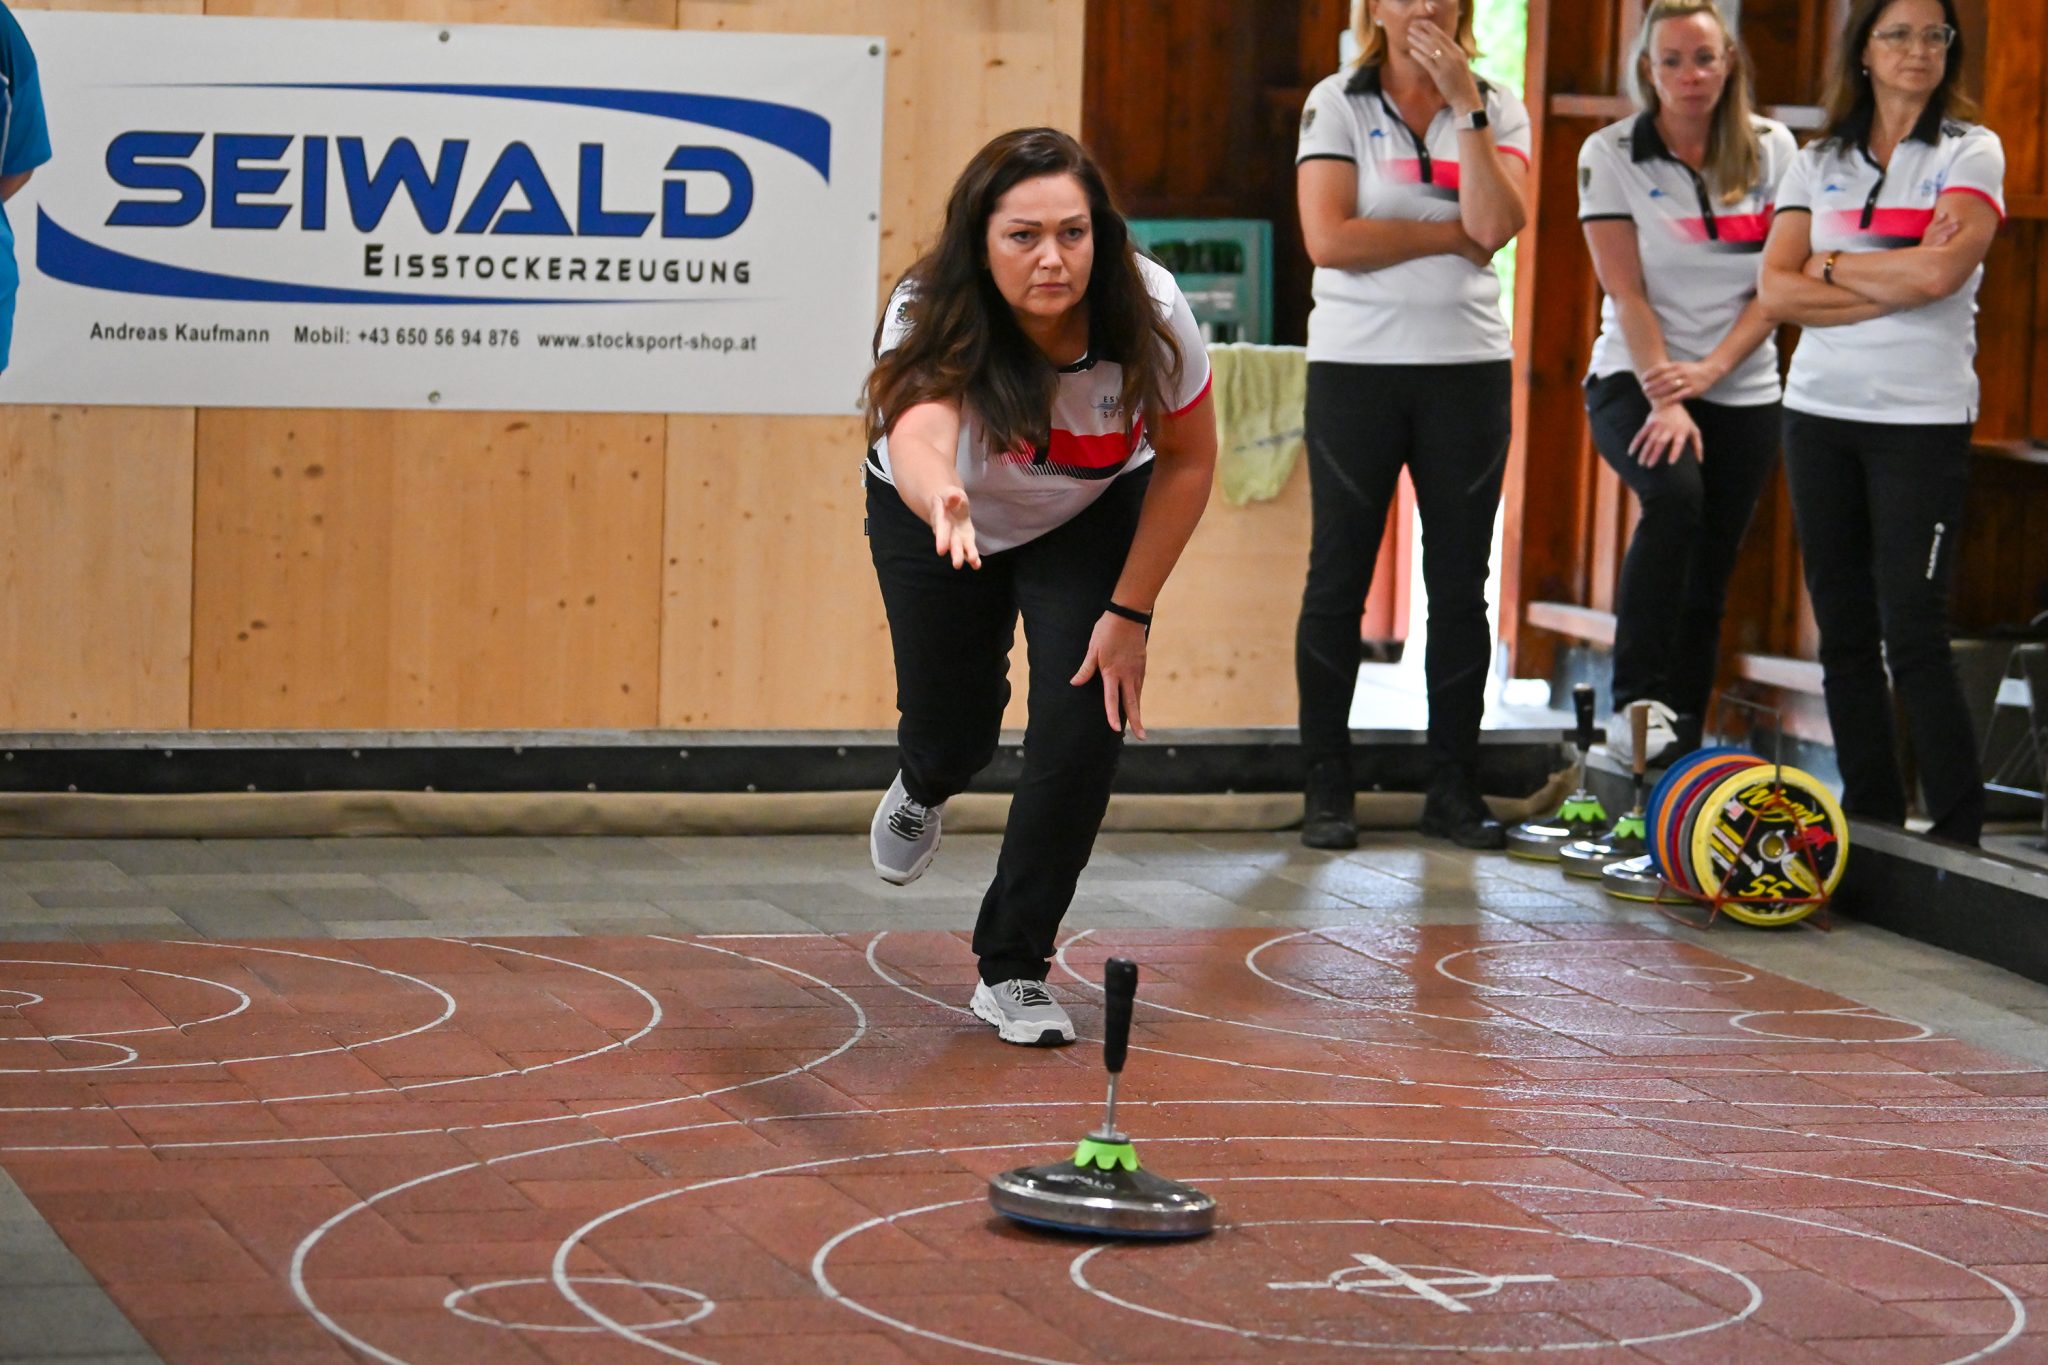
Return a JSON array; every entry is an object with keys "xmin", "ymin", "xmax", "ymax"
[
  {"xmin": 1301, "ymin": 759, "xmax": 1358, "ymax": 850},
  {"xmin": 1419, "ymin": 772, "xmax": 1507, "ymax": 850},
  {"xmin": 1665, "ymin": 713, "xmax": 1704, "ymax": 766}
]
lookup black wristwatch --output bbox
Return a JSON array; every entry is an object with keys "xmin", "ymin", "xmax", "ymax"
[{"xmin": 1457, "ymin": 107, "xmax": 1489, "ymax": 132}]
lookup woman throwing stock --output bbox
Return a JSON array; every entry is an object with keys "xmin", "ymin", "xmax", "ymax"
[
  {"xmin": 1760, "ymin": 0, "xmax": 2002, "ymax": 845},
  {"xmin": 863, "ymin": 129, "xmax": 1217, "ymax": 1045},
  {"xmin": 1580, "ymin": 0, "xmax": 1796, "ymax": 768},
  {"xmin": 1295, "ymin": 0, "xmax": 1530, "ymax": 850}
]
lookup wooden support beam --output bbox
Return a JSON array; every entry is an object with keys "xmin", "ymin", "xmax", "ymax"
[{"xmin": 1525, "ymin": 601, "xmax": 1617, "ymax": 646}]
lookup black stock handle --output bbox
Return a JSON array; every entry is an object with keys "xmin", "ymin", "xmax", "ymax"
[
  {"xmin": 1102, "ymin": 958, "xmax": 1138, "ymax": 1075},
  {"xmin": 1572, "ymin": 683, "xmax": 1597, "ymax": 752}
]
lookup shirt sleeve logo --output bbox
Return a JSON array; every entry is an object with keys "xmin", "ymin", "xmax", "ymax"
[
  {"xmin": 1579, "ymin": 165, "xmax": 1591, "ymax": 190},
  {"xmin": 1301, "ymin": 106, "xmax": 1317, "ymax": 133}
]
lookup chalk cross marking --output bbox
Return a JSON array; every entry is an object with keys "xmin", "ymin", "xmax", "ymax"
[{"xmin": 1267, "ymin": 1253, "xmax": 1557, "ymax": 1313}]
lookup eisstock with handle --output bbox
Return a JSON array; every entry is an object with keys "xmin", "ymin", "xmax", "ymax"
[
  {"xmin": 1508, "ymin": 683, "xmax": 1611, "ymax": 861},
  {"xmin": 987, "ymin": 956, "xmax": 1218, "ymax": 1238}
]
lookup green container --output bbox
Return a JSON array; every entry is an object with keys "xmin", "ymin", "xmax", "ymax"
[{"xmin": 1128, "ymin": 218, "xmax": 1273, "ymax": 345}]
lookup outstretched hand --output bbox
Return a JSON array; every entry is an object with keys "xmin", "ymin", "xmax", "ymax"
[
  {"xmin": 1071, "ymin": 613, "xmax": 1149, "ymax": 739},
  {"xmin": 929, "ymin": 487, "xmax": 981, "ymax": 569}
]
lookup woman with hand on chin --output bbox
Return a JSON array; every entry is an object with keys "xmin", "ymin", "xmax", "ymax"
[
  {"xmin": 1294, "ymin": 0, "xmax": 1531, "ymax": 851},
  {"xmin": 862, "ymin": 128, "xmax": 1217, "ymax": 1046},
  {"xmin": 1579, "ymin": 0, "xmax": 1796, "ymax": 769},
  {"xmin": 1759, "ymin": 0, "xmax": 2002, "ymax": 846}
]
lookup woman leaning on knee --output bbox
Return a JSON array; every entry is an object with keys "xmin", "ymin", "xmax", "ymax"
[
  {"xmin": 1295, "ymin": 0, "xmax": 1531, "ymax": 850},
  {"xmin": 1758, "ymin": 0, "xmax": 2003, "ymax": 845},
  {"xmin": 863, "ymin": 129, "xmax": 1217, "ymax": 1045},
  {"xmin": 1579, "ymin": 0, "xmax": 1795, "ymax": 770}
]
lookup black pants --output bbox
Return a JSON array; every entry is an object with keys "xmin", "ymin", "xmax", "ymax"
[
  {"xmin": 1297, "ymin": 360, "xmax": 1511, "ymax": 780},
  {"xmin": 1585, "ymin": 372, "xmax": 1781, "ymax": 719},
  {"xmin": 867, "ymin": 464, "xmax": 1150, "ymax": 983},
  {"xmin": 1783, "ymin": 410, "xmax": 1982, "ymax": 845}
]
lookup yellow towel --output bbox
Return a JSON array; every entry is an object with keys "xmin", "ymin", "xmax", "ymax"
[{"xmin": 1207, "ymin": 342, "xmax": 1309, "ymax": 505}]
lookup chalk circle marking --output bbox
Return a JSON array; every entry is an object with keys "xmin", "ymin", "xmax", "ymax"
[
  {"xmin": 1072, "ymin": 1216, "xmax": 1752, "ymax": 1351},
  {"xmin": 443, "ymin": 1276, "xmax": 713, "ymax": 1334},
  {"xmin": 1623, "ymin": 964, "xmax": 1754, "ymax": 986},
  {"xmin": 0, "ymin": 957, "xmax": 251, "ymax": 1044},
  {"xmin": 814, "ymin": 1170, "xmax": 2022, "ymax": 1363},
  {"xmin": 1728, "ymin": 1007, "xmax": 1934, "ymax": 1044}
]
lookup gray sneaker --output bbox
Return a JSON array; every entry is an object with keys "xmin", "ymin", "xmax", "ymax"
[
  {"xmin": 970, "ymin": 979, "xmax": 1076, "ymax": 1046},
  {"xmin": 870, "ymin": 772, "xmax": 943, "ymax": 885}
]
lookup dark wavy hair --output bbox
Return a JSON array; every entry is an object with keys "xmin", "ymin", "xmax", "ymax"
[
  {"xmin": 1821, "ymin": 0, "xmax": 1978, "ymax": 148},
  {"xmin": 864, "ymin": 128, "xmax": 1184, "ymax": 457}
]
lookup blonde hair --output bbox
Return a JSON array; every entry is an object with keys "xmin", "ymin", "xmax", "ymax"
[
  {"xmin": 1630, "ymin": 0, "xmax": 1761, "ymax": 205},
  {"xmin": 1348, "ymin": 0, "xmax": 1480, "ymax": 69}
]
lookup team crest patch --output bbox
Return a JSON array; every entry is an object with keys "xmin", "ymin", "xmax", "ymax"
[
  {"xmin": 1301, "ymin": 106, "xmax": 1318, "ymax": 133},
  {"xmin": 1580, "ymin": 165, "xmax": 1591, "ymax": 190}
]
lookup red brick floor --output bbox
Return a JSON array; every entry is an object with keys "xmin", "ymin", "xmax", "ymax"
[{"xmin": 4, "ymin": 927, "xmax": 2047, "ymax": 1361}]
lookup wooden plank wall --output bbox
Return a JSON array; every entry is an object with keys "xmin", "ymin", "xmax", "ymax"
[
  {"xmin": 1511, "ymin": 0, "xmax": 2048, "ymax": 701},
  {"xmin": 0, "ymin": 0, "xmax": 1090, "ymax": 732},
  {"xmin": 1081, "ymin": 0, "xmax": 1345, "ymax": 349}
]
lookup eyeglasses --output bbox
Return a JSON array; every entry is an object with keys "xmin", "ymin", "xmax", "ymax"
[{"xmin": 1872, "ymin": 23, "xmax": 1957, "ymax": 51}]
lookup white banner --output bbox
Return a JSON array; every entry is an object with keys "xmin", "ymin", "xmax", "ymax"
[{"xmin": 2, "ymin": 13, "xmax": 884, "ymax": 414}]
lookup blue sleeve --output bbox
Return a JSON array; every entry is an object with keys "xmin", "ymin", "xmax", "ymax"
[{"xmin": 2, "ymin": 10, "xmax": 52, "ymax": 178}]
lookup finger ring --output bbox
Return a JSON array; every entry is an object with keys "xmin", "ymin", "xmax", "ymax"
[{"xmin": 1433, "ymin": 48, "xmax": 1443, "ymax": 56}]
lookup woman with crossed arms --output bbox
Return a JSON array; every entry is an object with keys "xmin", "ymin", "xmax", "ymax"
[{"xmin": 1759, "ymin": 0, "xmax": 2003, "ymax": 845}]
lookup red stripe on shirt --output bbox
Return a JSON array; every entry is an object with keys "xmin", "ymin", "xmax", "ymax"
[
  {"xmin": 1042, "ymin": 426, "xmax": 1135, "ymax": 470},
  {"xmin": 1387, "ymin": 158, "xmax": 1470, "ymax": 189},
  {"xmin": 1716, "ymin": 210, "xmax": 1772, "ymax": 243},
  {"xmin": 1671, "ymin": 210, "xmax": 1774, "ymax": 245},
  {"xmin": 1830, "ymin": 206, "xmax": 1935, "ymax": 239},
  {"xmin": 1497, "ymin": 145, "xmax": 1531, "ymax": 167},
  {"xmin": 1168, "ymin": 372, "xmax": 1213, "ymax": 418},
  {"xmin": 1941, "ymin": 185, "xmax": 2004, "ymax": 221}
]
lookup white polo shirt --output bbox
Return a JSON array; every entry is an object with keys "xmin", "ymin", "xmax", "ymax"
[
  {"xmin": 1295, "ymin": 64, "xmax": 1533, "ymax": 365},
  {"xmin": 865, "ymin": 253, "xmax": 1212, "ymax": 556},
  {"xmin": 1776, "ymin": 120, "xmax": 2005, "ymax": 424},
  {"xmin": 1579, "ymin": 114, "xmax": 1797, "ymax": 407}
]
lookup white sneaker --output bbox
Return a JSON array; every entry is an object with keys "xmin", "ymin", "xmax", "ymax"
[
  {"xmin": 1607, "ymin": 701, "xmax": 1679, "ymax": 768},
  {"xmin": 870, "ymin": 772, "xmax": 943, "ymax": 885},
  {"xmin": 970, "ymin": 979, "xmax": 1076, "ymax": 1046}
]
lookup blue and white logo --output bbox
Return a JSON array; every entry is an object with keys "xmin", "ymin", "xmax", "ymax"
[
  {"xmin": 42, "ymin": 81, "xmax": 833, "ymax": 306},
  {"xmin": 6, "ymin": 11, "xmax": 886, "ymax": 416}
]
